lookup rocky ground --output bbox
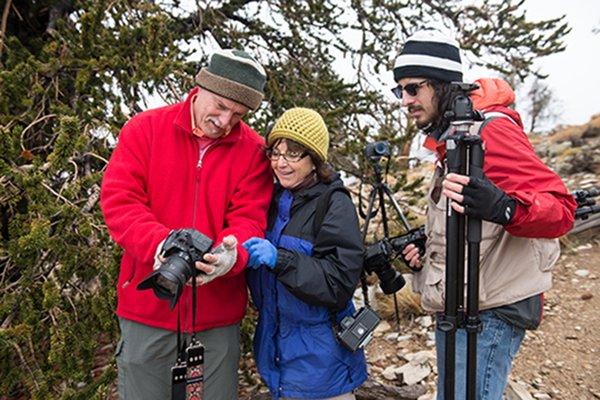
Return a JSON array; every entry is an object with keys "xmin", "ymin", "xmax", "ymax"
[{"xmin": 239, "ymin": 239, "xmax": 600, "ymax": 400}]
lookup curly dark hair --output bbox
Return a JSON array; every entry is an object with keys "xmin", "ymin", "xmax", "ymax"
[{"xmin": 427, "ymin": 79, "xmax": 463, "ymax": 134}]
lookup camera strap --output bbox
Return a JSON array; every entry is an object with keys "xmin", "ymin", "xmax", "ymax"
[
  {"xmin": 186, "ymin": 275, "xmax": 205, "ymax": 399},
  {"xmin": 171, "ymin": 279, "xmax": 205, "ymax": 400},
  {"xmin": 314, "ymin": 187, "xmax": 377, "ymax": 349},
  {"xmin": 172, "ymin": 304, "xmax": 187, "ymax": 400}
]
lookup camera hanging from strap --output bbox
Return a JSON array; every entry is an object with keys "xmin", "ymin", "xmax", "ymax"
[{"xmin": 313, "ymin": 186, "xmax": 382, "ymax": 352}]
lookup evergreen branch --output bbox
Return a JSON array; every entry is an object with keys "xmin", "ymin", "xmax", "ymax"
[
  {"xmin": 0, "ymin": 0, "xmax": 11, "ymax": 63},
  {"xmin": 19, "ymin": 114, "xmax": 57, "ymax": 152},
  {"xmin": 41, "ymin": 182, "xmax": 76, "ymax": 207}
]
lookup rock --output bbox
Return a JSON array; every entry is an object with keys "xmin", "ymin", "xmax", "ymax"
[
  {"xmin": 370, "ymin": 365, "xmax": 383, "ymax": 374},
  {"xmin": 416, "ymin": 315, "xmax": 433, "ymax": 328},
  {"xmin": 381, "ymin": 365, "xmax": 400, "ymax": 380},
  {"xmin": 386, "ymin": 332, "xmax": 399, "ymax": 341},
  {"xmin": 581, "ymin": 292, "xmax": 593, "ymax": 300},
  {"xmin": 574, "ymin": 269, "xmax": 590, "ymax": 277},
  {"xmin": 404, "ymin": 350, "xmax": 436, "ymax": 365},
  {"xmin": 354, "ymin": 379, "xmax": 428, "ymax": 400},
  {"xmin": 532, "ymin": 393, "xmax": 551, "ymax": 400},
  {"xmin": 397, "ymin": 334, "xmax": 412, "ymax": 342},
  {"xmin": 398, "ymin": 362, "xmax": 432, "ymax": 385},
  {"xmin": 374, "ymin": 320, "xmax": 392, "ymax": 337},
  {"xmin": 505, "ymin": 380, "xmax": 535, "ymax": 400}
]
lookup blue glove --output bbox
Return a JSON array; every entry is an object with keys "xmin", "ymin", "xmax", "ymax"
[{"xmin": 242, "ymin": 237, "xmax": 278, "ymax": 269}]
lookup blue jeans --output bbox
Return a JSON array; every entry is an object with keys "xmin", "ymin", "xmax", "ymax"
[{"xmin": 435, "ymin": 311, "xmax": 525, "ymax": 400}]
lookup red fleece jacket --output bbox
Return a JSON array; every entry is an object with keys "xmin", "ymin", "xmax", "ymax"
[
  {"xmin": 426, "ymin": 78, "xmax": 576, "ymax": 238},
  {"xmin": 101, "ymin": 88, "xmax": 274, "ymax": 332}
]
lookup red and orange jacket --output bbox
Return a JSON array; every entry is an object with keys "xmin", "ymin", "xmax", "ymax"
[
  {"xmin": 101, "ymin": 87, "xmax": 273, "ymax": 332},
  {"xmin": 424, "ymin": 78, "xmax": 577, "ymax": 238}
]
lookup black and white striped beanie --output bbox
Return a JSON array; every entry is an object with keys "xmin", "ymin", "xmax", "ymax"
[
  {"xmin": 393, "ymin": 30, "xmax": 463, "ymax": 83},
  {"xmin": 195, "ymin": 49, "xmax": 267, "ymax": 110}
]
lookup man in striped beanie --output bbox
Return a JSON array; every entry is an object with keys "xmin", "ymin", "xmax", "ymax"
[
  {"xmin": 396, "ymin": 30, "xmax": 576, "ymax": 399},
  {"xmin": 101, "ymin": 49, "xmax": 274, "ymax": 399}
]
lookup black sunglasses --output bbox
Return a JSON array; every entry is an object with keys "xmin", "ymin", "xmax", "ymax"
[{"xmin": 391, "ymin": 79, "xmax": 429, "ymax": 99}]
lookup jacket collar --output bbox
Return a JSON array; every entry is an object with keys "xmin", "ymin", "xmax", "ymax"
[{"xmin": 274, "ymin": 174, "xmax": 344, "ymax": 204}]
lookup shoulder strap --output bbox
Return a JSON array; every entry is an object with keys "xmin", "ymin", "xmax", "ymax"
[
  {"xmin": 313, "ymin": 186, "xmax": 351, "ymax": 238},
  {"xmin": 468, "ymin": 110, "xmax": 519, "ymax": 136}
]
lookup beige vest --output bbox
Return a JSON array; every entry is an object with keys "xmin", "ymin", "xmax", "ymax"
[{"xmin": 412, "ymin": 162, "xmax": 560, "ymax": 313}]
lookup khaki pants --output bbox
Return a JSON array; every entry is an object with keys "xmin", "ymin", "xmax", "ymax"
[{"xmin": 116, "ymin": 317, "xmax": 240, "ymax": 400}]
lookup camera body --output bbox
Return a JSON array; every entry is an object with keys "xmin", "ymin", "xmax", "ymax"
[
  {"xmin": 336, "ymin": 307, "xmax": 381, "ymax": 352},
  {"xmin": 364, "ymin": 226, "xmax": 427, "ymax": 292},
  {"xmin": 137, "ymin": 229, "xmax": 213, "ymax": 309},
  {"xmin": 364, "ymin": 140, "xmax": 390, "ymax": 161},
  {"xmin": 363, "ymin": 241, "xmax": 406, "ymax": 295}
]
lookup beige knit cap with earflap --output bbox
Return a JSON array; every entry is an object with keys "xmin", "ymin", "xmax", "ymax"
[{"xmin": 267, "ymin": 108, "xmax": 329, "ymax": 161}]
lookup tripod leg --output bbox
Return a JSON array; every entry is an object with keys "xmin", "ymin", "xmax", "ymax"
[
  {"xmin": 438, "ymin": 136, "xmax": 467, "ymax": 400},
  {"xmin": 465, "ymin": 137, "xmax": 484, "ymax": 400},
  {"xmin": 361, "ymin": 189, "xmax": 379, "ymax": 242},
  {"xmin": 382, "ymin": 185, "xmax": 412, "ymax": 231}
]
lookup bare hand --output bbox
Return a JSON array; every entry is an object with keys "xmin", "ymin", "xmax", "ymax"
[
  {"xmin": 402, "ymin": 243, "xmax": 422, "ymax": 270},
  {"xmin": 442, "ymin": 173, "xmax": 470, "ymax": 214}
]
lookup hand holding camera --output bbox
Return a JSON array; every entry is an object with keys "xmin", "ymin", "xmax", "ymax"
[
  {"xmin": 195, "ymin": 235, "xmax": 238, "ymax": 285},
  {"xmin": 402, "ymin": 243, "xmax": 422, "ymax": 270},
  {"xmin": 138, "ymin": 229, "xmax": 239, "ymax": 308}
]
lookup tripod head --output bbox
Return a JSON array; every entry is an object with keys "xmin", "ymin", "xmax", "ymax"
[
  {"xmin": 359, "ymin": 140, "xmax": 415, "ymax": 296},
  {"xmin": 443, "ymin": 82, "xmax": 484, "ymax": 130}
]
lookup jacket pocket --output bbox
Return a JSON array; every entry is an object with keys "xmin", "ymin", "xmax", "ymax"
[
  {"xmin": 532, "ymin": 238, "xmax": 560, "ymax": 272},
  {"xmin": 419, "ymin": 252, "xmax": 445, "ymax": 311},
  {"xmin": 114, "ymin": 338, "xmax": 125, "ymax": 359},
  {"xmin": 120, "ymin": 256, "xmax": 137, "ymax": 290}
]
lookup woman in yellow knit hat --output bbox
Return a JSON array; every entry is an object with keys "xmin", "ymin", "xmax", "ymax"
[{"xmin": 243, "ymin": 107, "xmax": 367, "ymax": 399}]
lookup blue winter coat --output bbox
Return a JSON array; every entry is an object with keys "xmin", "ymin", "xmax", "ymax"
[{"xmin": 247, "ymin": 178, "xmax": 367, "ymax": 399}]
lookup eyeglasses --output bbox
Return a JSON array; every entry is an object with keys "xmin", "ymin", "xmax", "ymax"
[
  {"xmin": 266, "ymin": 148, "xmax": 308, "ymax": 163},
  {"xmin": 391, "ymin": 79, "xmax": 429, "ymax": 99}
]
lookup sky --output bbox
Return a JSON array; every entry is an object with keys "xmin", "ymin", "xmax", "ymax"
[{"xmin": 512, "ymin": 0, "xmax": 600, "ymax": 128}]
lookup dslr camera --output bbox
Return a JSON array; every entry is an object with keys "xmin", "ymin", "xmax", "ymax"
[
  {"xmin": 364, "ymin": 226, "xmax": 427, "ymax": 294},
  {"xmin": 336, "ymin": 307, "xmax": 381, "ymax": 352},
  {"xmin": 364, "ymin": 140, "xmax": 390, "ymax": 162},
  {"xmin": 137, "ymin": 229, "xmax": 213, "ymax": 309}
]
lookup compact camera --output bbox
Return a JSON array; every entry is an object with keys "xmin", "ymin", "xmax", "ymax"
[
  {"xmin": 364, "ymin": 140, "xmax": 391, "ymax": 161},
  {"xmin": 336, "ymin": 307, "xmax": 381, "ymax": 352},
  {"xmin": 137, "ymin": 229, "xmax": 213, "ymax": 309}
]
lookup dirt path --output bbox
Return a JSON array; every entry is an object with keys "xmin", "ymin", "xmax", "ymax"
[{"xmin": 510, "ymin": 241, "xmax": 600, "ymax": 399}]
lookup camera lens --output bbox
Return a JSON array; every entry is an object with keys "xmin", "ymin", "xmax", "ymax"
[
  {"xmin": 374, "ymin": 142, "xmax": 387, "ymax": 155},
  {"xmin": 137, "ymin": 252, "xmax": 194, "ymax": 309},
  {"xmin": 377, "ymin": 267, "xmax": 406, "ymax": 295}
]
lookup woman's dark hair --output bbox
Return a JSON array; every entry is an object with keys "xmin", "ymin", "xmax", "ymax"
[
  {"xmin": 269, "ymin": 138, "xmax": 335, "ymax": 183},
  {"xmin": 428, "ymin": 79, "xmax": 463, "ymax": 134}
]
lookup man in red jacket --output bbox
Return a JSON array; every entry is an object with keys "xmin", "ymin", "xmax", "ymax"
[
  {"xmin": 395, "ymin": 31, "xmax": 577, "ymax": 399},
  {"xmin": 101, "ymin": 49, "xmax": 273, "ymax": 399}
]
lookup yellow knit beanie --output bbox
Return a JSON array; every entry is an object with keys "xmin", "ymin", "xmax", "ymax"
[{"xmin": 267, "ymin": 108, "xmax": 329, "ymax": 161}]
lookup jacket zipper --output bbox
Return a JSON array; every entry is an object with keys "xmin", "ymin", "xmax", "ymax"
[{"xmin": 191, "ymin": 142, "xmax": 215, "ymax": 227}]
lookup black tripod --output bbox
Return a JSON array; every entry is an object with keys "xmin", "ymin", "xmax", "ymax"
[
  {"xmin": 436, "ymin": 83, "xmax": 485, "ymax": 400},
  {"xmin": 359, "ymin": 143, "xmax": 412, "ymax": 323}
]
